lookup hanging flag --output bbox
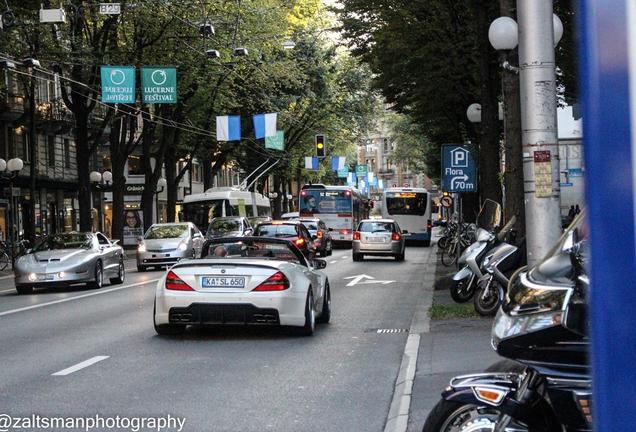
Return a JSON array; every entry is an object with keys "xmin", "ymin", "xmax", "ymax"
[
  {"xmin": 331, "ymin": 156, "xmax": 346, "ymax": 171},
  {"xmin": 347, "ymin": 172, "xmax": 357, "ymax": 186},
  {"xmin": 304, "ymin": 156, "xmax": 319, "ymax": 170},
  {"xmin": 253, "ymin": 113, "xmax": 278, "ymax": 139},
  {"xmin": 216, "ymin": 115, "xmax": 241, "ymax": 141}
]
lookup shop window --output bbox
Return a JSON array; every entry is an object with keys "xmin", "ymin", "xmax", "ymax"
[
  {"xmin": 48, "ymin": 136, "xmax": 56, "ymax": 167},
  {"xmin": 64, "ymin": 139, "xmax": 71, "ymax": 168},
  {"xmin": 128, "ymin": 155, "xmax": 143, "ymax": 175}
]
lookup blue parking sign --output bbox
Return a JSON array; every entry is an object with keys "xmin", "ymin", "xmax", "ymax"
[{"xmin": 441, "ymin": 145, "xmax": 477, "ymax": 192}]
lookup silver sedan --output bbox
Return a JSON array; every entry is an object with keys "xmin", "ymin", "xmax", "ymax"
[
  {"xmin": 137, "ymin": 223, "xmax": 204, "ymax": 271},
  {"xmin": 14, "ymin": 232, "xmax": 125, "ymax": 294},
  {"xmin": 352, "ymin": 219, "xmax": 407, "ymax": 261}
]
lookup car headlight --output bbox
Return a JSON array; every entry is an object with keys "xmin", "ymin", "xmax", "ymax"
[
  {"xmin": 177, "ymin": 242, "xmax": 188, "ymax": 251},
  {"xmin": 28, "ymin": 273, "xmax": 37, "ymax": 282},
  {"xmin": 138, "ymin": 243, "xmax": 146, "ymax": 252}
]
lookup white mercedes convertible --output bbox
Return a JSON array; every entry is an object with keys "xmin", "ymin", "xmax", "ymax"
[{"xmin": 153, "ymin": 237, "xmax": 331, "ymax": 336}]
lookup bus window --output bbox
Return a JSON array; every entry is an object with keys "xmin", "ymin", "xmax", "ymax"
[{"xmin": 386, "ymin": 192, "xmax": 428, "ymax": 216}]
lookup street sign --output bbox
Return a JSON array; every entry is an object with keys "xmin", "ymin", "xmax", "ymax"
[
  {"xmin": 141, "ymin": 67, "xmax": 177, "ymax": 104},
  {"xmin": 265, "ymin": 130, "xmax": 285, "ymax": 150},
  {"xmin": 440, "ymin": 195, "xmax": 453, "ymax": 208},
  {"xmin": 100, "ymin": 66, "xmax": 135, "ymax": 103},
  {"xmin": 356, "ymin": 164, "xmax": 368, "ymax": 177},
  {"xmin": 99, "ymin": 3, "xmax": 121, "ymax": 14},
  {"xmin": 533, "ymin": 150, "xmax": 553, "ymax": 197},
  {"xmin": 441, "ymin": 145, "xmax": 477, "ymax": 192}
]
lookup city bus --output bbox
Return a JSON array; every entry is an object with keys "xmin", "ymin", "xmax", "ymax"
[
  {"xmin": 381, "ymin": 187, "xmax": 432, "ymax": 246},
  {"xmin": 182, "ymin": 188, "xmax": 271, "ymax": 233},
  {"xmin": 299, "ymin": 184, "xmax": 369, "ymax": 243}
]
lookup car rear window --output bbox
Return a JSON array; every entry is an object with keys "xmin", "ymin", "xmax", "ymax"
[
  {"xmin": 300, "ymin": 221, "xmax": 319, "ymax": 231},
  {"xmin": 254, "ymin": 224, "xmax": 298, "ymax": 237},
  {"xmin": 358, "ymin": 222, "xmax": 395, "ymax": 233}
]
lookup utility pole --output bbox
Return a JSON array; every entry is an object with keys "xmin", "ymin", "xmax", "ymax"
[{"xmin": 517, "ymin": 0, "xmax": 562, "ymax": 266}]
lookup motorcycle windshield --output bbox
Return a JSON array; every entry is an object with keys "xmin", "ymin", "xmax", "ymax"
[{"xmin": 476, "ymin": 199, "xmax": 502, "ymax": 231}]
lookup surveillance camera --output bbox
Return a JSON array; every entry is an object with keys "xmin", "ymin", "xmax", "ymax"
[{"xmin": 205, "ymin": 49, "xmax": 220, "ymax": 59}]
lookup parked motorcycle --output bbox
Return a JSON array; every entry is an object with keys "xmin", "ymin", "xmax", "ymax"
[
  {"xmin": 424, "ymin": 213, "xmax": 590, "ymax": 432},
  {"xmin": 473, "ymin": 237, "xmax": 526, "ymax": 316},
  {"xmin": 449, "ymin": 201, "xmax": 514, "ymax": 304}
]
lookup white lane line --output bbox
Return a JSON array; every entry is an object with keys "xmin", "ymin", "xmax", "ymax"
[
  {"xmin": 0, "ymin": 279, "xmax": 160, "ymax": 318},
  {"xmin": 0, "ymin": 274, "xmax": 14, "ymax": 281},
  {"xmin": 0, "ymin": 288, "xmax": 15, "ymax": 294},
  {"xmin": 341, "ymin": 255, "xmax": 347, "ymax": 259},
  {"xmin": 330, "ymin": 260, "xmax": 338, "ymax": 264},
  {"xmin": 52, "ymin": 356, "xmax": 109, "ymax": 376}
]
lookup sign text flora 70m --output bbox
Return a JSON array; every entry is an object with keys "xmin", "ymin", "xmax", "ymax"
[{"xmin": 441, "ymin": 145, "xmax": 477, "ymax": 193}]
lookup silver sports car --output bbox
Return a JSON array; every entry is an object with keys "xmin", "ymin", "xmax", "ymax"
[
  {"xmin": 14, "ymin": 232, "xmax": 125, "ymax": 295},
  {"xmin": 153, "ymin": 237, "xmax": 331, "ymax": 336}
]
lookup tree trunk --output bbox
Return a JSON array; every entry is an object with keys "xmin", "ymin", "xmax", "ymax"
[
  {"xmin": 477, "ymin": 0, "xmax": 503, "ymax": 206},
  {"xmin": 27, "ymin": 81, "xmax": 37, "ymax": 242},
  {"xmin": 165, "ymin": 145, "xmax": 178, "ymax": 223},
  {"xmin": 500, "ymin": 0, "xmax": 526, "ymax": 242},
  {"xmin": 140, "ymin": 115, "xmax": 158, "ymax": 231},
  {"xmin": 75, "ymin": 111, "xmax": 93, "ymax": 232}
]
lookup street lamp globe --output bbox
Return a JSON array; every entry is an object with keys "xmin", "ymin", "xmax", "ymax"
[
  {"xmin": 157, "ymin": 177, "xmax": 167, "ymax": 189},
  {"xmin": 102, "ymin": 170, "xmax": 113, "ymax": 184},
  {"xmin": 0, "ymin": 159, "xmax": 6, "ymax": 172},
  {"xmin": 488, "ymin": 17, "xmax": 518, "ymax": 51},
  {"xmin": 89, "ymin": 171, "xmax": 102, "ymax": 183},
  {"xmin": 7, "ymin": 158, "xmax": 23, "ymax": 173},
  {"xmin": 467, "ymin": 103, "xmax": 482, "ymax": 123},
  {"xmin": 553, "ymin": 14, "xmax": 564, "ymax": 47}
]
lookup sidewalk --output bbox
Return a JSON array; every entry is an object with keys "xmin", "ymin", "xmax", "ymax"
[{"xmin": 406, "ymin": 243, "xmax": 500, "ymax": 431}]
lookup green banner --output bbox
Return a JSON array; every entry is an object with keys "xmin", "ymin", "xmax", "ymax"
[
  {"xmin": 356, "ymin": 164, "xmax": 368, "ymax": 176},
  {"xmin": 337, "ymin": 167, "xmax": 349, "ymax": 178},
  {"xmin": 141, "ymin": 67, "xmax": 177, "ymax": 104},
  {"xmin": 265, "ymin": 130, "xmax": 285, "ymax": 150},
  {"xmin": 101, "ymin": 66, "xmax": 136, "ymax": 103}
]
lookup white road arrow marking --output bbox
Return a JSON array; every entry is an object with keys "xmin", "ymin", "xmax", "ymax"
[{"xmin": 343, "ymin": 274, "xmax": 396, "ymax": 287}]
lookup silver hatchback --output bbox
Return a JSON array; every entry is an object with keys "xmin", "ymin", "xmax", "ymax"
[
  {"xmin": 352, "ymin": 219, "xmax": 407, "ymax": 262},
  {"xmin": 137, "ymin": 223, "xmax": 204, "ymax": 271}
]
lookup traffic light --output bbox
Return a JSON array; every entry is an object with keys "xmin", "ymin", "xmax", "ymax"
[{"xmin": 315, "ymin": 134, "xmax": 326, "ymax": 157}]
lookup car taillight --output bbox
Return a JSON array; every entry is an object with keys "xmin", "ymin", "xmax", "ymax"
[
  {"xmin": 427, "ymin": 219, "xmax": 432, "ymax": 230},
  {"xmin": 295, "ymin": 238, "xmax": 305, "ymax": 247},
  {"xmin": 392, "ymin": 232, "xmax": 401, "ymax": 241},
  {"xmin": 253, "ymin": 271, "xmax": 290, "ymax": 291},
  {"xmin": 353, "ymin": 231, "xmax": 361, "ymax": 240},
  {"xmin": 317, "ymin": 231, "xmax": 323, "ymax": 239},
  {"xmin": 340, "ymin": 229, "xmax": 349, "ymax": 235},
  {"xmin": 165, "ymin": 270, "xmax": 194, "ymax": 291}
]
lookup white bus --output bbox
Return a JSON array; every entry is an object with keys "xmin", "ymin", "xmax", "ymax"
[
  {"xmin": 182, "ymin": 188, "xmax": 271, "ymax": 233},
  {"xmin": 381, "ymin": 187, "xmax": 432, "ymax": 246},
  {"xmin": 299, "ymin": 184, "xmax": 369, "ymax": 243}
]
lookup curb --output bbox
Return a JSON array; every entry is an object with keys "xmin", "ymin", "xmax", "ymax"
[{"xmin": 384, "ymin": 244, "xmax": 437, "ymax": 432}]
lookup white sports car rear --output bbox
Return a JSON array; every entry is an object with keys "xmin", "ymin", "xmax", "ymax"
[{"xmin": 153, "ymin": 237, "xmax": 331, "ymax": 336}]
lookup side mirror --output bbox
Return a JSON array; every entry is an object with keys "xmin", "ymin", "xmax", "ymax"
[
  {"xmin": 111, "ymin": 239, "xmax": 120, "ymax": 245},
  {"xmin": 193, "ymin": 232, "xmax": 202, "ymax": 238},
  {"xmin": 245, "ymin": 228, "xmax": 253, "ymax": 235},
  {"xmin": 312, "ymin": 234, "xmax": 318, "ymax": 240},
  {"xmin": 402, "ymin": 230, "xmax": 409, "ymax": 234},
  {"xmin": 328, "ymin": 228, "xmax": 333, "ymax": 232},
  {"xmin": 313, "ymin": 259, "xmax": 327, "ymax": 270}
]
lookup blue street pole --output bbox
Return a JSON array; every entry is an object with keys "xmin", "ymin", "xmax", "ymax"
[{"xmin": 579, "ymin": 0, "xmax": 636, "ymax": 428}]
